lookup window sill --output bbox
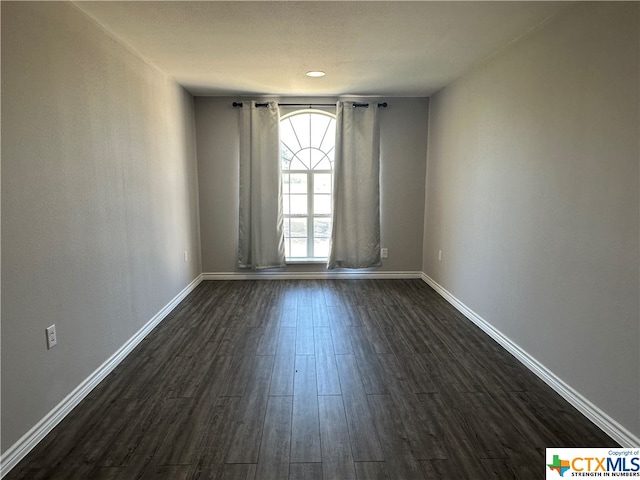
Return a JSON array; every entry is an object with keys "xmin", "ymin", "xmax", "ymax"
[{"xmin": 286, "ymin": 258, "xmax": 327, "ymax": 265}]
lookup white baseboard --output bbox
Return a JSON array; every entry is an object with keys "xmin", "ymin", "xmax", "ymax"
[
  {"xmin": 0, "ymin": 274, "xmax": 204, "ymax": 478},
  {"xmin": 421, "ymin": 273, "xmax": 640, "ymax": 448},
  {"xmin": 202, "ymin": 270, "xmax": 423, "ymax": 280}
]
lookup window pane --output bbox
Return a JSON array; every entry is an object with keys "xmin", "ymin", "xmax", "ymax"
[
  {"xmin": 314, "ymin": 218, "xmax": 331, "ymax": 237},
  {"xmin": 283, "ymin": 196, "xmax": 290, "ymax": 215},
  {"xmin": 310, "ymin": 149, "xmax": 327, "ymax": 170},
  {"xmin": 314, "ymin": 173, "xmax": 331, "ymax": 193},
  {"xmin": 281, "ymin": 145, "xmax": 294, "ymax": 169},
  {"xmin": 283, "ymin": 218, "xmax": 290, "ymax": 237},
  {"xmin": 290, "ymin": 195, "xmax": 307, "ymax": 214},
  {"xmin": 321, "ymin": 121, "xmax": 336, "ymax": 151},
  {"xmin": 289, "ymin": 174, "xmax": 307, "ymax": 193},
  {"xmin": 290, "ymin": 237, "xmax": 307, "ymax": 257},
  {"xmin": 326, "ymin": 148, "xmax": 334, "ymax": 164},
  {"xmin": 290, "ymin": 218, "xmax": 307, "ymax": 237},
  {"xmin": 290, "ymin": 156, "xmax": 308, "ymax": 171},
  {"xmin": 314, "ymin": 194, "xmax": 331, "ymax": 215},
  {"xmin": 284, "ymin": 238, "xmax": 291, "ymax": 258},
  {"xmin": 289, "ymin": 114, "xmax": 311, "ymax": 149},
  {"xmin": 282, "ymin": 174, "xmax": 290, "ymax": 194},
  {"xmin": 281, "ymin": 119, "xmax": 300, "ymax": 151},
  {"xmin": 314, "ymin": 238, "xmax": 330, "ymax": 258},
  {"xmin": 314, "ymin": 158, "xmax": 331, "ymax": 170},
  {"xmin": 311, "ymin": 114, "xmax": 331, "ymax": 149}
]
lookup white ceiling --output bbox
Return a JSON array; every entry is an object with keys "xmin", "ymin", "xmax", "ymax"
[{"xmin": 75, "ymin": 1, "xmax": 571, "ymax": 97}]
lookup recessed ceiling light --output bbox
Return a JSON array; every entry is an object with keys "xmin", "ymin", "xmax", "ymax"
[{"xmin": 306, "ymin": 71, "xmax": 326, "ymax": 78}]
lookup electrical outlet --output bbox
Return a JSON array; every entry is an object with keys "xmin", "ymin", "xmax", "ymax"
[
  {"xmin": 381, "ymin": 248, "xmax": 388, "ymax": 259},
  {"xmin": 184, "ymin": 250, "xmax": 188, "ymax": 262},
  {"xmin": 46, "ymin": 325, "xmax": 57, "ymax": 349},
  {"xmin": 438, "ymin": 250, "xmax": 442, "ymax": 261}
]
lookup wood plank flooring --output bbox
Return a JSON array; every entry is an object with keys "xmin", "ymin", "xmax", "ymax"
[{"xmin": 5, "ymin": 279, "xmax": 617, "ymax": 479}]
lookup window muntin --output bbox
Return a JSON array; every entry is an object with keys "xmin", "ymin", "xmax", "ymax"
[{"xmin": 281, "ymin": 110, "xmax": 336, "ymax": 261}]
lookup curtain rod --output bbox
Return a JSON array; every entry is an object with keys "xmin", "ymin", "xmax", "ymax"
[{"xmin": 232, "ymin": 102, "xmax": 387, "ymax": 108}]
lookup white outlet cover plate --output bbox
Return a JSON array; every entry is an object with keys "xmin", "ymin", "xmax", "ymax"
[{"xmin": 46, "ymin": 325, "xmax": 57, "ymax": 349}]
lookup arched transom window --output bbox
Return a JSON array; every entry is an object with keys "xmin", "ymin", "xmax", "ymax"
[{"xmin": 280, "ymin": 110, "xmax": 336, "ymax": 260}]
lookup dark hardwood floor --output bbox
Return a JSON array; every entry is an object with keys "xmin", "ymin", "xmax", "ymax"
[{"xmin": 6, "ymin": 279, "xmax": 616, "ymax": 479}]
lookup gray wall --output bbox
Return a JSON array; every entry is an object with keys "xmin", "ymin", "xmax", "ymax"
[
  {"xmin": 196, "ymin": 97, "xmax": 429, "ymax": 274},
  {"xmin": 1, "ymin": 2, "xmax": 201, "ymax": 452},
  {"xmin": 423, "ymin": 2, "xmax": 639, "ymax": 438}
]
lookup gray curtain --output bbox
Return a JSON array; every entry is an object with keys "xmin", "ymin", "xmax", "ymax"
[
  {"xmin": 238, "ymin": 101, "xmax": 286, "ymax": 269},
  {"xmin": 328, "ymin": 101, "xmax": 381, "ymax": 269}
]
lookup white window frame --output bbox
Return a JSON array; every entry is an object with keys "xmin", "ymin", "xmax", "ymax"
[{"xmin": 280, "ymin": 109, "xmax": 336, "ymax": 262}]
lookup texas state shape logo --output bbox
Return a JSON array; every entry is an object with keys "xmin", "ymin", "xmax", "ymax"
[{"xmin": 547, "ymin": 454, "xmax": 571, "ymax": 477}]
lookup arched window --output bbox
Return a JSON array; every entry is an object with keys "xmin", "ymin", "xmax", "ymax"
[{"xmin": 280, "ymin": 110, "xmax": 336, "ymax": 260}]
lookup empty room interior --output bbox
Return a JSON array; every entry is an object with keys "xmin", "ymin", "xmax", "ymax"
[{"xmin": 1, "ymin": 1, "xmax": 639, "ymax": 479}]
